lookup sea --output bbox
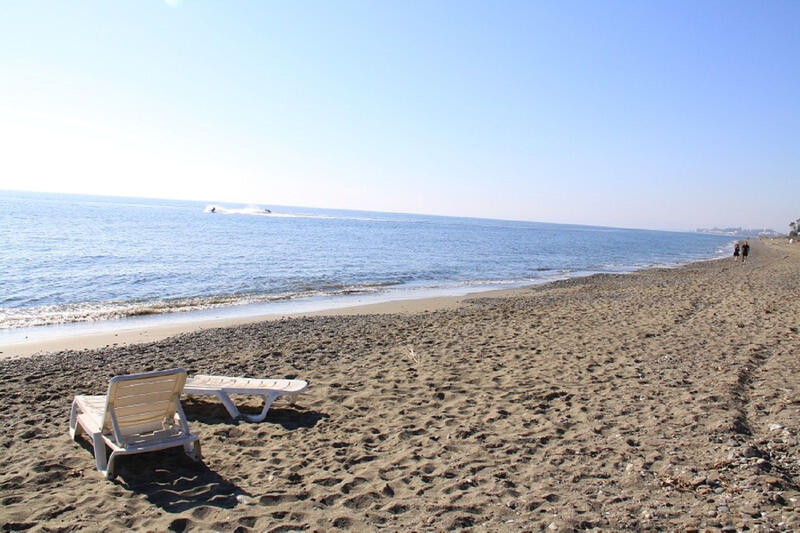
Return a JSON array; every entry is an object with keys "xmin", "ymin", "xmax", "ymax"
[{"xmin": 0, "ymin": 190, "xmax": 733, "ymax": 344}]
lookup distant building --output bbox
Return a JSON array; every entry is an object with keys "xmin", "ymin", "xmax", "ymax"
[{"xmin": 696, "ymin": 227, "xmax": 781, "ymax": 237}]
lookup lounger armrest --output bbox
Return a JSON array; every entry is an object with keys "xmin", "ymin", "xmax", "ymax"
[{"xmin": 76, "ymin": 412, "xmax": 102, "ymax": 436}]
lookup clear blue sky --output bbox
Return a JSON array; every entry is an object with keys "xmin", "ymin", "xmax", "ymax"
[{"xmin": 1, "ymin": 1, "xmax": 797, "ymax": 231}]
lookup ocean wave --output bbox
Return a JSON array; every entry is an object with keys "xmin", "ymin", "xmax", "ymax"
[
  {"xmin": 716, "ymin": 240, "xmax": 739, "ymax": 256},
  {"xmin": 0, "ymin": 282, "xmax": 405, "ymax": 329}
]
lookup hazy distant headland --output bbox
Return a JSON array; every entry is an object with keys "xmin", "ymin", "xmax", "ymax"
[{"xmin": 696, "ymin": 227, "xmax": 781, "ymax": 237}]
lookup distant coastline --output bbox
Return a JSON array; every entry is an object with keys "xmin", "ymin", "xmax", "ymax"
[{"xmin": 696, "ymin": 226, "xmax": 781, "ymax": 237}]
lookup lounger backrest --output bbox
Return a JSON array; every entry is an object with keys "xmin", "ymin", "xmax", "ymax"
[{"xmin": 103, "ymin": 369, "xmax": 189, "ymax": 445}]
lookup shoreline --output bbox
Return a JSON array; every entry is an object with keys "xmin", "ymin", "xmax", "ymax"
[
  {"xmin": 0, "ymin": 252, "xmax": 730, "ymax": 360},
  {"xmin": 0, "ymin": 292, "xmax": 472, "ymax": 359},
  {"xmin": 0, "ymin": 284, "xmax": 542, "ymax": 360}
]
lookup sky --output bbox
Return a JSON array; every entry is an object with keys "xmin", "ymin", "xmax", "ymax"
[{"xmin": 0, "ymin": 1, "xmax": 798, "ymax": 232}]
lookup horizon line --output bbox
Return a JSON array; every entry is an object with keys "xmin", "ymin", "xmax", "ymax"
[{"xmin": 1, "ymin": 187, "xmax": 732, "ymax": 235}]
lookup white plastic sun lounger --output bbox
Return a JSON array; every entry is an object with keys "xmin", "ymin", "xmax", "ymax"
[
  {"xmin": 69, "ymin": 368, "xmax": 201, "ymax": 479},
  {"xmin": 183, "ymin": 374, "xmax": 308, "ymax": 422}
]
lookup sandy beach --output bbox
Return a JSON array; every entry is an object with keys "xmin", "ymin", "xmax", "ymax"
[
  {"xmin": 0, "ymin": 295, "xmax": 470, "ymax": 360},
  {"xmin": 2, "ymin": 239, "xmax": 800, "ymax": 531}
]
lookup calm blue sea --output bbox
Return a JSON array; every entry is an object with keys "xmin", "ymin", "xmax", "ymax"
[{"xmin": 1, "ymin": 191, "xmax": 732, "ymax": 340}]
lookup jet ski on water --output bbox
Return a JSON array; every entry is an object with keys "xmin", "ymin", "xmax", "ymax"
[{"xmin": 205, "ymin": 204, "xmax": 271, "ymax": 215}]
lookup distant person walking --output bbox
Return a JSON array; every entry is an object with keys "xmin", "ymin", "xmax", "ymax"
[
  {"xmin": 742, "ymin": 241, "xmax": 750, "ymax": 263},
  {"xmin": 733, "ymin": 242, "xmax": 740, "ymax": 261}
]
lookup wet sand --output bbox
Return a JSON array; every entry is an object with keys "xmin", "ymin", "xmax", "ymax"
[{"xmin": 2, "ymin": 240, "xmax": 800, "ymax": 531}]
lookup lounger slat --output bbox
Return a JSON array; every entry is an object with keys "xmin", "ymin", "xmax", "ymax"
[
  {"xmin": 187, "ymin": 375, "xmax": 307, "ymax": 393},
  {"xmin": 115, "ymin": 380, "xmax": 181, "ymax": 397},
  {"xmin": 115, "ymin": 413, "xmax": 171, "ymax": 430},
  {"xmin": 116, "ymin": 416, "xmax": 167, "ymax": 429},
  {"xmin": 114, "ymin": 390, "xmax": 175, "ymax": 407},
  {"xmin": 125, "ymin": 432, "xmax": 183, "ymax": 446},
  {"xmin": 118, "ymin": 422, "xmax": 169, "ymax": 438},
  {"xmin": 114, "ymin": 408, "xmax": 170, "ymax": 420},
  {"xmin": 74, "ymin": 395, "xmax": 106, "ymax": 417},
  {"xmin": 114, "ymin": 401, "xmax": 175, "ymax": 419},
  {"xmin": 76, "ymin": 412, "xmax": 102, "ymax": 435}
]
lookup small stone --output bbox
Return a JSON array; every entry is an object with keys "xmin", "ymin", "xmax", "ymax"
[
  {"xmin": 739, "ymin": 505, "xmax": 760, "ymax": 517},
  {"xmin": 236, "ymin": 494, "xmax": 256, "ymax": 505},
  {"xmin": 742, "ymin": 446, "xmax": 761, "ymax": 458},
  {"xmin": 769, "ymin": 423, "xmax": 785, "ymax": 432}
]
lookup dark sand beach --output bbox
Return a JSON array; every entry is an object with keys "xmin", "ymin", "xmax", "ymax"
[{"xmin": 2, "ymin": 239, "xmax": 800, "ymax": 531}]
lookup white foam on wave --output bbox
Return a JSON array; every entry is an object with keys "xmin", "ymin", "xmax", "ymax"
[
  {"xmin": 2, "ymin": 273, "xmax": 551, "ymax": 330},
  {"xmin": 205, "ymin": 204, "xmax": 273, "ymax": 216},
  {"xmin": 716, "ymin": 240, "xmax": 739, "ymax": 257},
  {"xmin": 204, "ymin": 205, "xmax": 385, "ymax": 222},
  {"xmin": 0, "ymin": 282, "xmax": 405, "ymax": 330}
]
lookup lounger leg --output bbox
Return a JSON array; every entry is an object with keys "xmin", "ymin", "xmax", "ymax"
[
  {"xmin": 241, "ymin": 393, "xmax": 280, "ymax": 423},
  {"xmin": 216, "ymin": 391, "xmax": 242, "ymax": 420},
  {"xmin": 105, "ymin": 451, "xmax": 119, "ymax": 479},
  {"xmin": 184, "ymin": 439, "xmax": 202, "ymax": 461},
  {"xmin": 90, "ymin": 433, "xmax": 109, "ymax": 476},
  {"xmin": 69, "ymin": 400, "xmax": 81, "ymax": 440},
  {"xmin": 214, "ymin": 391, "xmax": 281, "ymax": 422}
]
